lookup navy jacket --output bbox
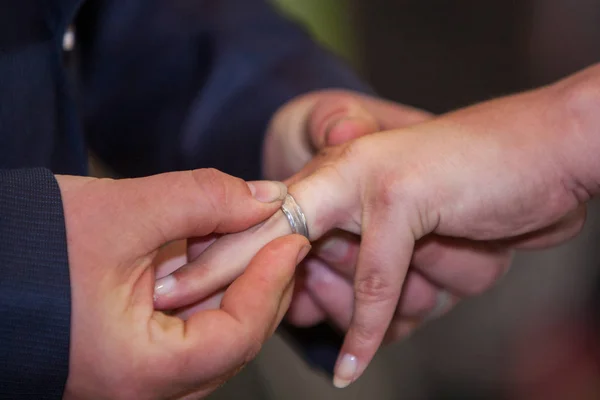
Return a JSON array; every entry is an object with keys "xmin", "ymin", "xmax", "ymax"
[{"xmin": 0, "ymin": 0, "xmax": 370, "ymax": 397}]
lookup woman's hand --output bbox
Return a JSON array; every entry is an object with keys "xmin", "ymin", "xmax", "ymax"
[{"xmin": 154, "ymin": 63, "xmax": 600, "ymax": 388}]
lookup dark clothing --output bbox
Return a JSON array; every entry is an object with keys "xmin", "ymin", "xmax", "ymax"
[{"xmin": 0, "ymin": 0, "xmax": 370, "ymax": 397}]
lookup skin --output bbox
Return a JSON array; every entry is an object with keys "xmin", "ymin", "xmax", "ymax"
[
  {"xmin": 154, "ymin": 91, "xmax": 449, "ymax": 331},
  {"xmin": 154, "ymin": 62, "xmax": 600, "ymax": 388},
  {"xmin": 57, "ymin": 169, "xmax": 310, "ymax": 399}
]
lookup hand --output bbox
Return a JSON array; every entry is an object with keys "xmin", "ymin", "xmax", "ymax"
[
  {"xmin": 153, "ymin": 64, "xmax": 599, "ymax": 387},
  {"xmin": 58, "ymin": 169, "xmax": 310, "ymax": 399},
  {"xmin": 151, "ymin": 90, "xmax": 433, "ymax": 322},
  {"xmin": 263, "ymin": 89, "xmax": 432, "ymax": 182},
  {"xmin": 264, "ymin": 90, "xmax": 445, "ymax": 332},
  {"xmin": 276, "ymin": 65, "xmax": 596, "ymax": 386}
]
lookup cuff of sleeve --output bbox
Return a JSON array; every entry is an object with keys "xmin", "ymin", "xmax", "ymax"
[{"xmin": 0, "ymin": 168, "xmax": 71, "ymax": 399}]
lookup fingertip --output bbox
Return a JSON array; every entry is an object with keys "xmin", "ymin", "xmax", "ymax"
[
  {"xmin": 296, "ymin": 242, "xmax": 312, "ymax": 265},
  {"xmin": 333, "ymin": 353, "xmax": 359, "ymax": 389}
]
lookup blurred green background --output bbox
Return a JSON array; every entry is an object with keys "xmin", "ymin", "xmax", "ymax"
[{"xmin": 270, "ymin": 0, "xmax": 357, "ymax": 64}]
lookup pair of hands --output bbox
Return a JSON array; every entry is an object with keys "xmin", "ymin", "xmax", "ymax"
[
  {"xmin": 59, "ymin": 172, "xmax": 309, "ymax": 399},
  {"xmin": 57, "ymin": 91, "xmax": 429, "ymax": 399},
  {"xmin": 59, "ymin": 62, "xmax": 599, "ymax": 398},
  {"xmin": 155, "ymin": 63, "xmax": 600, "ymax": 389}
]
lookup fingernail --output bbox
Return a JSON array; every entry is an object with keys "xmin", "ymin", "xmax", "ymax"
[
  {"xmin": 318, "ymin": 237, "xmax": 349, "ymax": 263},
  {"xmin": 247, "ymin": 181, "xmax": 288, "ymax": 203},
  {"xmin": 333, "ymin": 353, "xmax": 358, "ymax": 388},
  {"xmin": 154, "ymin": 275, "xmax": 176, "ymax": 301},
  {"xmin": 297, "ymin": 245, "xmax": 312, "ymax": 265}
]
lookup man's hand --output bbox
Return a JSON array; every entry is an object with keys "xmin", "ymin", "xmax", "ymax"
[
  {"xmin": 57, "ymin": 170, "xmax": 309, "ymax": 399},
  {"xmin": 263, "ymin": 89, "xmax": 432, "ymax": 181}
]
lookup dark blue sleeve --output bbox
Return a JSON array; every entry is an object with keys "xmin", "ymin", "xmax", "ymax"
[
  {"xmin": 73, "ymin": 0, "xmax": 370, "ymax": 374},
  {"xmin": 74, "ymin": 0, "xmax": 373, "ymax": 180},
  {"xmin": 0, "ymin": 169, "xmax": 71, "ymax": 398}
]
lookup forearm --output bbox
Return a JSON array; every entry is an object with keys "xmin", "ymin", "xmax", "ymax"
[{"xmin": 0, "ymin": 169, "xmax": 71, "ymax": 398}]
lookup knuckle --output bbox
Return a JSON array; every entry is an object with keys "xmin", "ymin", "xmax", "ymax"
[
  {"xmin": 191, "ymin": 168, "xmax": 243, "ymax": 214},
  {"xmin": 373, "ymin": 171, "xmax": 416, "ymax": 210},
  {"xmin": 191, "ymin": 168, "xmax": 230, "ymax": 197},
  {"xmin": 376, "ymin": 174, "xmax": 406, "ymax": 209},
  {"xmin": 354, "ymin": 273, "xmax": 397, "ymax": 305},
  {"xmin": 372, "ymin": 171, "xmax": 433, "ymax": 235}
]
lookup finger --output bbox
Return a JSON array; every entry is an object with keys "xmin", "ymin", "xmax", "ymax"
[
  {"xmin": 286, "ymin": 288, "xmax": 327, "ymax": 327},
  {"xmin": 154, "ymin": 209, "xmax": 293, "ymax": 309},
  {"xmin": 385, "ymin": 290, "xmax": 459, "ymax": 345},
  {"xmin": 304, "ymin": 258, "xmax": 354, "ymax": 330},
  {"xmin": 273, "ymin": 276, "xmax": 297, "ymax": 337},
  {"xmin": 285, "ymin": 262, "xmax": 327, "ymax": 327},
  {"xmin": 357, "ymin": 96, "xmax": 433, "ymax": 129},
  {"xmin": 312, "ymin": 230, "xmax": 361, "ymax": 278},
  {"xmin": 187, "ymin": 234, "xmax": 220, "ymax": 261},
  {"xmin": 156, "ymin": 150, "xmax": 359, "ymax": 310},
  {"xmin": 316, "ymin": 231, "xmax": 513, "ymax": 301},
  {"xmin": 307, "ymin": 92, "xmax": 433, "ymax": 149},
  {"xmin": 263, "ymin": 92, "xmax": 432, "ymax": 182},
  {"xmin": 510, "ymin": 205, "xmax": 587, "ymax": 249},
  {"xmin": 113, "ymin": 169, "xmax": 287, "ymax": 254},
  {"xmin": 180, "ymin": 235, "xmax": 310, "ymax": 379},
  {"xmin": 175, "ymin": 281, "xmax": 297, "ymax": 329},
  {"xmin": 333, "ymin": 208, "xmax": 415, "ymax": 389},
  {"xmin": 304, "ymin": 259, "xmax": 441, "ymax": 331},
  {"xmin": 175, "ymin": 291, "xmax": 225, "ymax": 320},
  {"xmin": 412, "ymin": 236, "xmax": 513, "ymax": 297},
  {"xmin": 307, "ymin": 94, "xmax": 381, "ymax": 148},
  {"xmin": 286, "ymin": 147, "xmax": 364, "ymax": 237},
  {"xmin": 154, "ymin": 239, "xmax": 188, "ymax": 279}
]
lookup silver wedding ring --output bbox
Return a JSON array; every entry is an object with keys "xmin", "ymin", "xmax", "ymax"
[{"xmin": 281, "ymin": 194, "xmax": 309, "ymax": 239}]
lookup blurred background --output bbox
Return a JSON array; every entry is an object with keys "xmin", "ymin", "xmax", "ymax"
[{"xmin": 206, "ymin": 1, "xmax": 600, "ymax": 399}]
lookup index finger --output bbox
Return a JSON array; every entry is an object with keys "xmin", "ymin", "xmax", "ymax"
[{"xmin": 332, "ymin": 206, "xmax": 414, "ymax": 388}]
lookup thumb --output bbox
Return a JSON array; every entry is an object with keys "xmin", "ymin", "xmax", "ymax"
[
  {"xmin": 307, "ymin": 93, "xmax": 381, "ymax": 149},
  {"xmin": 177, "ymin": 235, "xmax": 310, "ymax": 381},
  {"xmin": 307, "ymin": 91, "xmax": 434, "ymax": 149},
  {"xmin": 86, "ymin": 169, "xmax": 288, "ymax": 256}
]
